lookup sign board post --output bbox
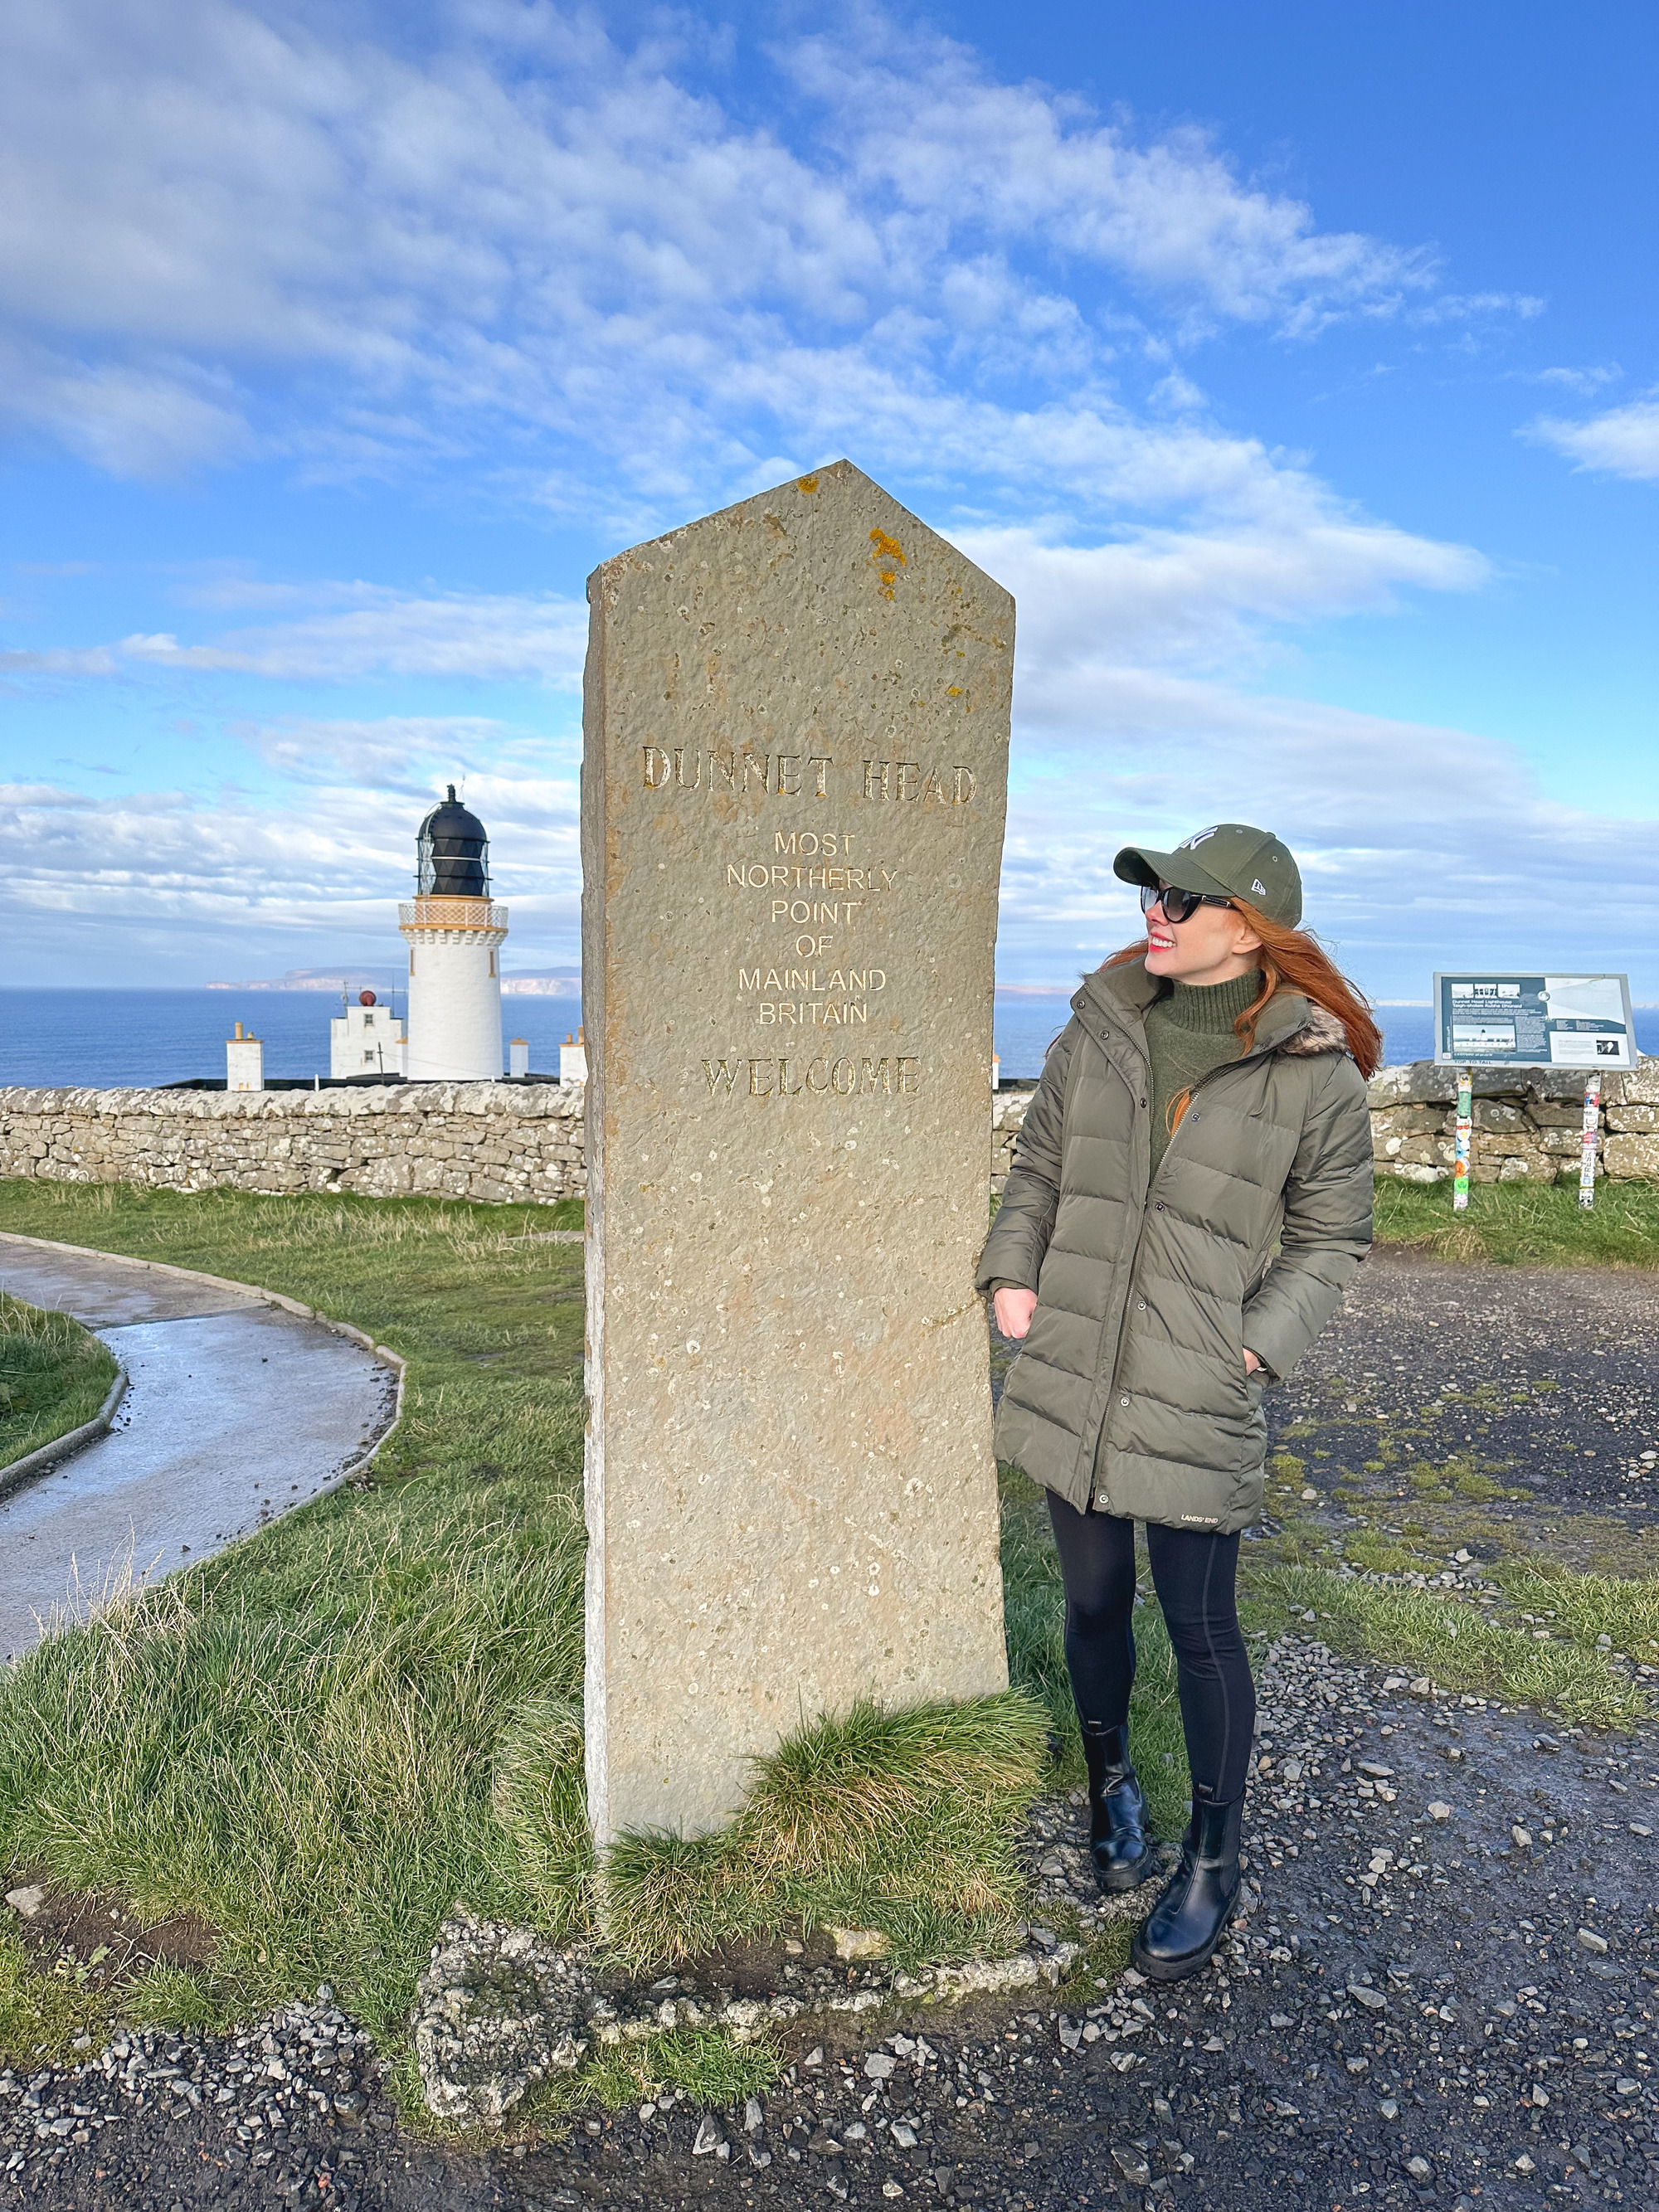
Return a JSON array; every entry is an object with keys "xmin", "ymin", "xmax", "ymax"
[
  {"xmin": 1433, "ymin": 972, "xmax": 1634, "ymax": 1213},
  {"xmin": 1580, "ymin": 1076, "xmax": 1602, "ymax": 1209}
]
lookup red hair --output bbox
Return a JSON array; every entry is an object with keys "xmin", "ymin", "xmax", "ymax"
[{"xmin": 1103, "ymin": 902, "xmax": 1382, "ymax": 1135}]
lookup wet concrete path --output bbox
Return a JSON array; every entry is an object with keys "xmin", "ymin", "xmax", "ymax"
[{"xmin": 0, "ymin": 1236, "xmax": 397, "ymax": 1660}]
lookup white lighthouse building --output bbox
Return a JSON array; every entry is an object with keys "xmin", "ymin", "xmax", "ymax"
[{"xmin": 400, "ymin": 786, "xmax": 507, "ymax": 1081}]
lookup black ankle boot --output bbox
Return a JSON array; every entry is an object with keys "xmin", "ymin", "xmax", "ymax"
[
  {"xmin": 1080, "ymin": 1723, "xmax": 1155, "ymax": 1893},
  {"xmin": 1131, "ymin": 1788, "xmax": 1242, "ymax": 1981}
]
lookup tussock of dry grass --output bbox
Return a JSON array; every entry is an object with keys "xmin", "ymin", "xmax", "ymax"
[{"xmin": 601, "ymin": 1694, "xmax": 1049, "ymax": 1972}]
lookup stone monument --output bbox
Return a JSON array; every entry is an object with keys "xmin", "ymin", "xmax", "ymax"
[{"xmin": 581, "ymin": 460, "xmax": 1014, "ymax": 1842}]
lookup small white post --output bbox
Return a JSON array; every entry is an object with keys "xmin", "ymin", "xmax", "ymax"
[
  {"xmin": 508, "ymin": 1037, "xmax": 531, "ymax": 1079},
  {"xmin": 226, "ymin": 1022, "xmax": 265, "ymax": 1093},
  {"xmin": 1579, "ymin": 1072, "xmax": 1602, "ymax": 1209}
]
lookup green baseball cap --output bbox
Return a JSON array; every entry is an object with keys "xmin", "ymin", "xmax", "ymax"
[{"xmin": 1112, "ymin": 823, "xmax": 1303, "ymax": 928}]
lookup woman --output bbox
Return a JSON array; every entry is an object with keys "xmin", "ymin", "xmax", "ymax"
[{"xmin": 978, "ymin": 823, "xmax": 1379, "ymax": 1982}]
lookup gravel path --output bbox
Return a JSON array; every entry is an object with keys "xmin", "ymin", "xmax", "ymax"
[
  {"xmin": 1274, "ymin": 1251, "xmax": 1659, "ymax": 1533},
  {"xmin": 6, "ymin": 1253, "xmax": 1657, "ymax": 2210}
]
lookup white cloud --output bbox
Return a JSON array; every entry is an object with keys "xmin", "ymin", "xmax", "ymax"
[
  {"xmin": 783, "ymin": 29, "xmax": 1438, "ymax": 336},
  {"xmin": 2, "ymin": 586, "xmax": 588, "ymax": 685},
  {"xmin": 0, "ymin": 338, "xmax": 247, "ymax": 478},
  {"xmin": 0, "ymin": 3, "xmax": 1603, "ymax": 999},
  {"xmin": 1527, "ymin": 394, "xmax": 1659, "ymax": 483},
  {"xmin": 234, "ymin": 714, "xmax": 521, "ymax": 791},
  {"xmin": 992, "ymin": 675, "xmax": 1659, "ymax": 994},
  {"xmin": 0, "ymin": 751, "xmax": 581, "ymax": 982},
  {"xmin": 960, "ymin": 515, "xmax": 1485, "ymax": 683},
  {"xmin": 1528, "ymin": 363, "xmax": 1621, "ymax": 394},
  {"xmin": 0, "ymin": 0, "xmax": 1511, "ymax": 484}
]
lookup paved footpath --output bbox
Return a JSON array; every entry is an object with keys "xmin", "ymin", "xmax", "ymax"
[
  {"xmin": 0, "ymin": 1237, "xmax": 395, "ymax": 1660},
  {"xmin": 3, "ymin": 1255, "xmax": 1657, "ymax": 2211}
]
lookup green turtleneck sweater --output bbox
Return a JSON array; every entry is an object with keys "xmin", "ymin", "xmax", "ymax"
[
  {"xmin": 1143, "ymin": 968, "xmax": 1263, "ymax": 1180},
  {"xmin": 987, "ymin": 968, "xmax": 1265, "ymax": 1300}
]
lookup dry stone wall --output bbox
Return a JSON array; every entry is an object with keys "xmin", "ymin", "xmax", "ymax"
[
  {"xmin": 7, "ymin": 1056, "xmax": 1657, "ymax": 1211},
  {"xmin": 0, "ymin": 1082, "xmax": 586, "ymax": 1206},
  {"xmin": 1366, "ymin": 1057, "xmax": 1659, "ymax": 1185},
  {"xmin": 990, "ymin": 1084, "xmax": 1034, "ymax": 1194}
]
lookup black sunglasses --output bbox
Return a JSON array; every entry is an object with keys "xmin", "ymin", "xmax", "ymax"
[{"xmin": 1140, "ymin": 881, "xmax": 1236, "ymax": 925}]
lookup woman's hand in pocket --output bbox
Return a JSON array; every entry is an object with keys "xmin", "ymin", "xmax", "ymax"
[
  {"xmin": 993, "ymin": 1288, "xmax": 1039, "ymax": 1341},
  {"xmin": 1243, "ymin": 1347, "xmax": 1263, "ymax": 1376}
]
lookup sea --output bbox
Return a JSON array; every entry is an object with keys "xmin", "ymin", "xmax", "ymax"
[
  {"xmin": 0, "ymin": 989, "xmax": 583, "ymax": 1091},
  {"xmin": 10, "ymin": 989, "xmax": 1652, "ymax": 1090}
]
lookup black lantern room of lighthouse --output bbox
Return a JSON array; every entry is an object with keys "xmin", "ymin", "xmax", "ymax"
[{"xmin": 416, "ymin": 785, "xmax": 491, "ymax": 897}]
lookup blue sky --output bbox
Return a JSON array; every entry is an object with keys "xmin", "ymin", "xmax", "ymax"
[{"xmin": 2, "ymin": 0, "xmax": 1655, "ymax": 997}]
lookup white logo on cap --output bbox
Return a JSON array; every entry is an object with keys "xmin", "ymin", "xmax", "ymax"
[
  {"xmin": 1252, "ymin": 879, "xmax": 1267, "ymax": 894},
  {"xmin": 1178, "ymin": 828, "xmax": 1219, "ymax": 848}
]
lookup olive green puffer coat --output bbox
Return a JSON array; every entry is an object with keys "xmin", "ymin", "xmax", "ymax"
[{"xmin": 977, "ymin": 957, "xmax": 1374, "ymax": 1534}]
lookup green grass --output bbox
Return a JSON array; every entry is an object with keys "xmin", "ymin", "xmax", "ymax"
[
  {"xmin": 0, "ymin": 1177, "xmax": 1052, "ymax": 2088},
  {"xmin": 0, "ymin": 1291, "xmax": 119, "ymax": 1468},
  {"xmin": 525, "ymin": 2025, "xmax": 785, "ymax": 2127},
  {"xmin": 1245, "ymin": 1565, "xmax": 1649, "ymax": 1729},
  {"xmin": 10, "ymin": 1169, "xmax": 1659, "ymax": 2098},
  {"xmin": 1374, "ymin": 1174, "xmax": 1659, "ymax": 1268},
  {"xmin": 0, "ymin": 1179, "xmax": 591, "ymax": 2063},
  {"xmin": 1493, "ymin": 1562, "xmax": 1659, "ymax": 1661},
  {"xmin": 0, "ymin": 1926, "xmax": 107, "ymax": 2068}
]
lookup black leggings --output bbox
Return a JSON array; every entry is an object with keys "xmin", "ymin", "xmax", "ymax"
[{"xmin": 1046, "ymin": 1492, "xmax": 1255, "ymax": 1805}]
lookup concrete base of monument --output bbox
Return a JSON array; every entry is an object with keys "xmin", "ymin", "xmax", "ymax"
[{"xmin": 411, "ymin": 1796, "xmax": 1190, "ymax": 2127}]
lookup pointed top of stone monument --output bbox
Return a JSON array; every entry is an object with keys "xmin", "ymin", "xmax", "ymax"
[{"xmin": 588, "ymin": 459, "xmax": 1012, "ymax": 623}]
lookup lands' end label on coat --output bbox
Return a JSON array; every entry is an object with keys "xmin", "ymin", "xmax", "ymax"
[{"xmin": 1180, "ymin": 1514, "xmax": 1219, "ymax": 1526}]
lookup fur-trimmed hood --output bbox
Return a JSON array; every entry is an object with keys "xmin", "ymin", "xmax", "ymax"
[{"xmin": 1276, "ymin": 1003, "xmax": 1350, "ymax": 1057}]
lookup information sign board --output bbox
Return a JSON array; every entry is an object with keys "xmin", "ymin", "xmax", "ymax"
[{"xmin": 1433, "ymin": 973, "xmax": 1635, "ymax": 1069}]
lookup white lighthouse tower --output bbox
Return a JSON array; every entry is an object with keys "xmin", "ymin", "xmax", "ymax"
[{"xmin": 400, "ymin": 785, "xmax": 507, "ymax": 1081}]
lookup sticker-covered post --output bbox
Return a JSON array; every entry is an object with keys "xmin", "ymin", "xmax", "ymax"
[
  {"xmin": 1579, "ymin": 1074, "xmax": 1601, "ymax": 1209},
  {"xmin": 1452, "ymin": 1070, "xmax": 1472, "ymax": 1211}
]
